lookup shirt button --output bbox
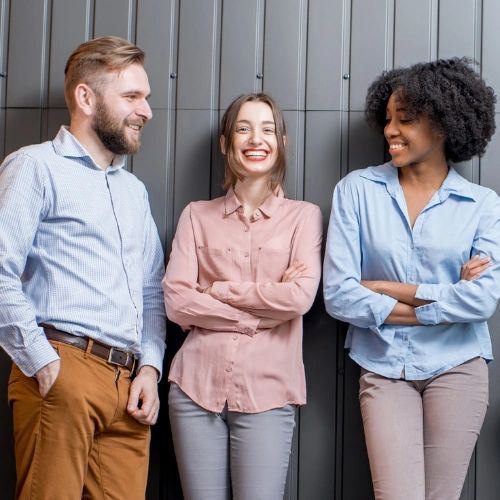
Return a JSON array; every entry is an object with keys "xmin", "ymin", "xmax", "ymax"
[
  {"xmin": 233, "ymin": 335, "xmax": 238, "ymax": 340},
  {"xmin": 244, "ymin": 252, "xmax": 249, "ymax": 258},
  {"xmin": 226, "ymin": 366, "xmax": 233, "ymax": 372},
  {"xmin": 244, "ymin": 227, "xmax": 249, "ymax": 232}
]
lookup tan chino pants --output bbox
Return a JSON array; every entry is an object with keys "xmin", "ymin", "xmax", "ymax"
[{"xmin": 8, "ymin": 340, "xmax": 150, "ymax": 500}]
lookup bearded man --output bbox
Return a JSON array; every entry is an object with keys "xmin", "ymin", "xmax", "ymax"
[{"xmin": 0, "ymin": 36, "xmax": 166, "ymax": 499}]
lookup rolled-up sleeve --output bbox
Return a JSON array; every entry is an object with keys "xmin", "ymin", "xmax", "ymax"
[
  {"xmin": 210, "ymin": 205, "xmax": 322, "ymax": 321},
  {"xmin": 163, "ymin": 204, "xmax": 261, "ymax": 336},
  {"xmin": 415, "ymin": 193, "xmax": 500, "ymax": 325},
  {"xmin": 323, "ymin": 178, "xmax": 397, "ymax": 344}
]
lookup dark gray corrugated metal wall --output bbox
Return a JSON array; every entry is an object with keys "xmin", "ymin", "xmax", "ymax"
[{"xmin": 0, "ymin": 1, "xmax": 499, "ymax": 498}]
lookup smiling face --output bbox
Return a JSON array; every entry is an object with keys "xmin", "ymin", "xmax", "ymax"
[
  {"xmin": 91, "ymin": 63, "xmax": 152, "ymax": 155},
  {"xmin": 224, "ymin": 101, "xmax": 279, "ymax": 181},
  {"xmin": 384, "ymin": 93, "xmax": 446, "ymax": 168}
]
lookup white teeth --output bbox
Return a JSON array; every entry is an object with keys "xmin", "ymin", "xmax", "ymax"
[
  {"xmin": 128, "ymin": 124, "xmax": 141, "ymax": 131},
  {"xmin": 244, "ymin": 152, "xmax": 267, "ymax": 157},
  {"xmin": 389, "ymin": 144, "xmax": 405, "ymax": 150}
]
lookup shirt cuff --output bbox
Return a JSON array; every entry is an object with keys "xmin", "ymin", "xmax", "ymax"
[
  {"xmin": 12, "ymin": 334, "xmax": 60, "ymax": 377},
  {"xmin": 210, "ymin": 281, "xmax": 230, "ymax": 302},
  {"xmin": 415, "ymin": 301, "xmax": 441, "ymax": 325},
  {"xmin": 138, "ymin": 342, "xmax": 166, "ymax": 381},
  {"xmin": 368, "ymin": 295, "xmax": 398, "ymax": 344},
  {"xmin": 415, "ymin": 283, "xmax": 444, "ymax": 302}
]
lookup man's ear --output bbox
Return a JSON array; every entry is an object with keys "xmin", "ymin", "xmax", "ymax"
[
  {"xmin": 73, "ymin": 83, "xmax": 96, "ymax": 117},
  {"xmin": 220, "ymin": 135, "xmax": 227, "ymax": 154}
]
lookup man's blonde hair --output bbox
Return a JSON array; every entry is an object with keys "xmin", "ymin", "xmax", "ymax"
[{"xmin": 64, "ymin": 36, "xmax": 145, "ymax": 111}]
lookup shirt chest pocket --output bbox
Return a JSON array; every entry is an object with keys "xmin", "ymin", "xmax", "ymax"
[
  {"xmin": 196, "ymin": 246, "xmax": 234, "ymax": 283},
  {"xmin": 256, "ymin": 246, "xmax": 291, "ymax": 282}
]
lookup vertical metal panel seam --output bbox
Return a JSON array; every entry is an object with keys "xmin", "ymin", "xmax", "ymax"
[
  {"xmin": 338, "ymin": 2, "xmax": 352, "ymax": 495},
  {"xmin": 86, "ymin": 0, "xmax": 95, "ymax": 40},
  {"xmin": 129, "ymin": 0, "xmax": 138, "ymax": 174},
  {"xmin": 0, "ymin": 0, "xmax": 9, "ymax": 110},
  {"xmin": 256, "ymin": 0, "xmax": 264, "ymax": 94},
  {"xmin": 340, "ymin": 0, "xmax": 351, "ymax": 177},
  {"xmin": 430, "ymin": 0, "xmax": 439, "ymax": 60},
  {"xmin": 167, "ymin": 0, "xmax": 180, "ymax": 253},
  {"xmin": 295, "ymin": 0, "xmax": 308, "ymax": 200},
  {"xmin": 208, "ymin": 0, "xmax": 222, "ymax": 200},
  {"xmin": 39, "ymin": 0, "xmax": 52, "ymax": 140},
  {"xmin": 476, "ymin": 0, "xmax": 483, "ymax": 187},
  {"xmin": 0, "ymin": 0, "xmax": 7, "ymax": 106},
  {"xmin": 261, "ymin": 0, "xmax": 268, "ymax": 93},
  {"xmin": 128, "ymin": 0, "xmax": 137, "ymax": 42},
  {"xmin": 385, "ymin": 0, "xmax": 394, "ymax": 70}
]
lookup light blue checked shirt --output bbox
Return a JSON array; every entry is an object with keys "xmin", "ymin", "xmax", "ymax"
[
  {"xmin": 0, "ymin": 127, "xmax": 166, "ymax": 377},
  {"xmin": 324, "ymin": 163, "xmax": 500, "ymax": 380}
]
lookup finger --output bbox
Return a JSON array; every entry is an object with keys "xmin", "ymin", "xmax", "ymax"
[
  {"xmin": 470, "ymin": 263, "xmax": 491, "ymax": 276},
  {"xmin": 138, "ymin": 389, "xmax": 156, "ymax": 416},
  {"xmin": 126, "ymin": 380, "xmax": 141, "ymax": 413},
  {"xmin": 468, "ymin": 258, "xmax": 490, "ymax": 270}
]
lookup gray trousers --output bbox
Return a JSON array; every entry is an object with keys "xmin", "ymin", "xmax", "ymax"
[
  {"xmin": 359, "ymin": 357, "xmax": 489, "ymax": 500},
  {"xmin": 168, "ymin": 383, "xmax": 295, "ymax": 500}
]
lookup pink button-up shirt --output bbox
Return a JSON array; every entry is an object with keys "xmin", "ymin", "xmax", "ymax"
[{"xmin": 163, "ymin": 189, "xmax": 322, "ymax": 413}]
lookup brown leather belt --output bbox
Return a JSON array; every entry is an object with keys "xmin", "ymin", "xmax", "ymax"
[{"xmin": 41, "ymin": 324, "xmax": 136, "ymax": 370}]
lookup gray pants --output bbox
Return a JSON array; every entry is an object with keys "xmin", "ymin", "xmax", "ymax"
[
  {"xmin": 168, "ymin": 383, "xmax": 296, "ymax": 500},
  {"xmin": 359, "ymin": 357, "xmax": 489, "ymax": 500}
]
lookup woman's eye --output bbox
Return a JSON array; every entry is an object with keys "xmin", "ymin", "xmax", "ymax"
[
  {"xmin": 263, "ymin": 128, "xmax": 276, "ymax": 134},
  {"xmin": 236, "ymin": 127, "xmax": 249, "ymax": 133}
]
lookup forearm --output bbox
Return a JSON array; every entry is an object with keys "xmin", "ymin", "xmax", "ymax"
[
  {"xmin": 384, "ymin": 302, "xmax": 421, "ymax": 325},
  {"xmin": 209, "ymin": 279, "xmax": 319, "ymax": 321},
  {"xmin": 363, "ymin": 280, "xmax": 432, "ymax": 307}
]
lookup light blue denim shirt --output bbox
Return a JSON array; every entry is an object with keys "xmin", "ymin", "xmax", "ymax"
[
  {"xmin": 0, "ymin": 127, "xmax": 166, "ymax": 376},
  {"xmin": 323, "ymin": 163, "xmax": 500, "ymax": 380}
]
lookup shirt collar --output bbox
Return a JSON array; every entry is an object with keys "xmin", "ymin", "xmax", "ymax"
[
  {"xmin": 224, "ymin": 186, "xmax": 284, "ymax": 217},
  {"xmin": 359, "ymin": 162, "xmax": 477, "ymax": 202},
  {"xmin": 52, "ymin": 126, "xmax": 126, "ymax": 172}
]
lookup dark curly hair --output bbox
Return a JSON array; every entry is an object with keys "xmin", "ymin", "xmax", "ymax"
[{"xmin": 365, "ymin": 58, "xmax": 496, "ymax": 162}]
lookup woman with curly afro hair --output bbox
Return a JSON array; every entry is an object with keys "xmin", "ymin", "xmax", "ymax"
[{"xmin": 324, "ymin": 58, "xmax": 500, "ymax": 500}]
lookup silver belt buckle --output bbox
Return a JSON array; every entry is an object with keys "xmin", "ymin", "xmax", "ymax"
[{"xmin": 107, "ymin": 347, "xmax": 128, "ymax": 367}]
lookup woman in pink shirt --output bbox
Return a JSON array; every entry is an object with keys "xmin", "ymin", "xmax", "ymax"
[{"xmin": 163, "ymin": 93, "xmax": 322, "ymax": 500}]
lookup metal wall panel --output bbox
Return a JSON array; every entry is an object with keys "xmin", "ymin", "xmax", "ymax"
[
  {"xmin": 306, "ymin": 0, "xmax": 345, "ymax": 111},
  {"xmin": 94, "ymin": 0, "xmax": 136, "ymax": 40},
  {"xmin": 394, "ymin": 0, "xmax": 435, "ymax": 66},
  {"xmin": 176, "ymin": 0, "xmax": 220, "ymax": 110},
  {"xmin": 282, "ymin": 110, "xmax": 305, "ymax": 199},
  {"xmin": 482, "ymin": 0, "xmax": 500, "ymax": 113},
  {"xmin": 263, "ymin": 0, "xmax": 307, "ymax": 110},
  {"xmin": 347, "ymin": 112, "xmax": 385, "ymax": 172},
  {"xmin": 132, "ymin": 109, "xmax": 171, "ymax": 246},
  {"xmin": 349, "ymin": 0, "xmax": 393, "ymax": 110},
  {"xmin": 136, "ymin": 0, "xmax": 178, "ymax": 110},
  {"xmin": 0, "ymin": 0, "xmax": 9, "ymax": 107},
  {"xmin": 48, "ymin": 1, "xmax": 92, "ymax": 107},
  {"xmin": 438, "ymin": 0, "xmax": 478, "ymax": 59},
  {"xmin": 1, "ymin": 2, "xmax": 500, "ymax": 500},
  {"xmin": 219, "ymin": 0, "xmax": 263, "ymax": 109},
  {"xmin": 6, "ymin": 0, "xmax": 50, "ymax": 107},
  {"xmin": 173, "ymin": 109, "xmax": 213, "ymax": 223},
  {"xmin": 5, "ymin": 109, "xmax": 41, "ymax": 156}
]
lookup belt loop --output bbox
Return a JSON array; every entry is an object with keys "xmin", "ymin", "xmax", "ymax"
[{"xmin": 85, "ymin": 338, "xmax": 94, "ymax": 358}]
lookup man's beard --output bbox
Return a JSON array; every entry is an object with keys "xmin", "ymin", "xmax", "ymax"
[{"xmin": 92, "ymin": 99, "xmax": 143, "ymax": 156}]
